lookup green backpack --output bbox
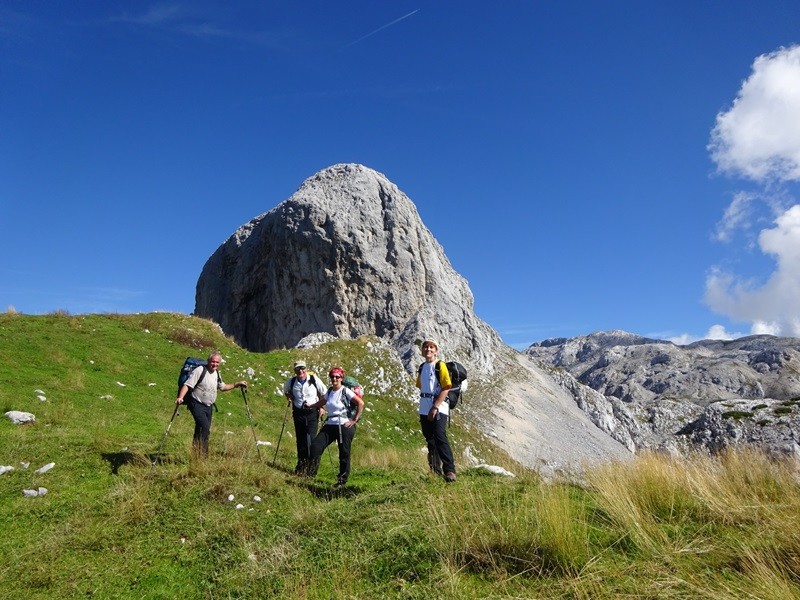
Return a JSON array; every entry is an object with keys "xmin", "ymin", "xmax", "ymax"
[{"xmin": 341, "ymin": 375, "xmax": 364, "ymax": 419}]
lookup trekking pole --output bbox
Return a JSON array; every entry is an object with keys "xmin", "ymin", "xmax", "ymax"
[
  {"xmin": 326, "ymin": 442, "xmax": 336, "ymax": 472},
  {"xmin": 240, "ymin": 387, "xmax": 262, "ymax": 461},
  {"xmin": 272, "ymin": 400, "xmax": 290, "ymax": 466},
  {"xmin": 153, "ymin": 404, "xmax": 180, "ymax": 466}
]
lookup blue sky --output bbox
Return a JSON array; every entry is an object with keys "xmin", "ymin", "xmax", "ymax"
[{"xmin": 3, "ymin": 2, "xmax": 800, "ymax": 349}]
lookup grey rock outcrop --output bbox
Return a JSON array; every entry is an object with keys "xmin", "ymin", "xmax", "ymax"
[
  {"xmin": 195, "ymin": 163, "xmax": 504, "ymax": 374},
  {"xmin": 526, "ymin": 331, "xmax": 800, "ymax": 454},
  {"xmin": 526, "ymin": 330, "xmax": 800, "ymax": 405}
]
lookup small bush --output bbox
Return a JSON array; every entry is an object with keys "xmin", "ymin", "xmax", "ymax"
[{"xmin": 722, "ymin": 410, "xmax": 753, "ymax": 420}]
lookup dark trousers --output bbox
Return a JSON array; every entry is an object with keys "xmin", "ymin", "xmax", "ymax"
[
  {"xmin": 188, "ymin": 400, "xmax": 213, "ymax": 456},
  {"xmin": 292, "ymin": 407, "xmax": 319, "ymax": 475},
  {"xmin": 420, "ymin": 413, "xmax": 455, "ymax": 475},
  {"xmin": 309, "ymin": 423, "xmax": 356, "ymax": 483}
]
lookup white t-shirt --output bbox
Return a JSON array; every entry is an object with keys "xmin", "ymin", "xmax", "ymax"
[
  {"xmin": 324, "ymin": 387, "xmax": 358, "ymax": 425},
  {"xmin": 283, "ymin": 374, "xmax": 327, "ymax": 408},
  {"xmin": 418, "ymin": 361, "xmax": 450, "ymax": 416},
  {"xmin": 185, "ymin": 366, "xmax": 223, "ymax": 406}
]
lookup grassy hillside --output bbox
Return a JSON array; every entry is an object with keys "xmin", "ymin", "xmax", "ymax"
[{"xmin": 1, "ymin": 313, "xmax": 799, "ymax": 599}]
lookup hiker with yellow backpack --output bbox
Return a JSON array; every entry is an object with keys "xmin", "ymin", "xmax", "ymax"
[{"xmin": 416, "ymin": 338, "xmax": 457, "ymax": 483}]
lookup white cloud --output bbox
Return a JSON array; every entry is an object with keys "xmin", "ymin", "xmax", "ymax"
[
  {"xmin": 713, "ymin": 191, "xmax": 757, "ymax": 242},
  {"xmin": 666, "ymin": 333, "xmax": 695, "ymax": 345},
  {"xmin": 709, "ymin": 45, "xmax": 800, "ymax": 183},
  {"xmin": 705, "ymin": 324, "xmax": 745, "ymax": 340},
  {"xmin": 705, "ymin": 45, "xmax": 800, "ymax": 338},
  {"xmin": 667, "ymin": 324, "xmax": 747, "ymax": 345},
  {"xmin": 751, "ymin": 320, "xmax": 781, "ymax": 336},
  {"xmin": 109, "ymin": 5, "xmax": 184, "ymax": 26},
  {"xmin": 705, "ymin": 205, "xmax": 800, "ymax": 336}
]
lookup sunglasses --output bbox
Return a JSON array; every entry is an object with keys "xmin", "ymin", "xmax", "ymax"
[{"xmin": 330, "ymin": 375, "xmax": 342, "ymax": 380}]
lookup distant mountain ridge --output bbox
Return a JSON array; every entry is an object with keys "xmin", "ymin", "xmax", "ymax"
[
  {"xmin": 526, "ymin": 330, "xmax": 800, "ymax": 404},
  {"xmin": 526, "ymin": 330, "xmax": 800, "ymax": 455}
]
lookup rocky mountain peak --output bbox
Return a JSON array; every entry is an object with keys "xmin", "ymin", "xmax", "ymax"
[{"xmin": 194, "ymin": 163, "xmax": 503, "ymax": 373}]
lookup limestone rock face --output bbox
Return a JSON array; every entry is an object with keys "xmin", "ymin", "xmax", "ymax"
[{"xmin": 195, "ymin": 164, "xmax": 503, "ymax": 373}]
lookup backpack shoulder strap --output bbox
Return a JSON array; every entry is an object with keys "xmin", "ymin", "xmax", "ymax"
[
  {"xmin": 195, "ymin": 366, "xmax": 208, "ymax": 388},
  {"xmin": 419, "ymin": 361, "xmax": 443, "ymax": 382}
]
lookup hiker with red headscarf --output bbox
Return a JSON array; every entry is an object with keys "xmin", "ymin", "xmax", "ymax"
[{"xmin": 307, "ymin": 367, "xmax": 364, "ymax": 487}]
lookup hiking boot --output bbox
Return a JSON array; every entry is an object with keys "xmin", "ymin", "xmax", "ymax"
[
  {"xmin": 306, "ymin": 458, "xmax": 321, "ymax": 478},
  {"xmin": 444, "ymin": 472, "xmax": 457, "ymax": 483},
  {"xmin": 334, "ymin": 478, "xmax": 347, "ymax": 488}
]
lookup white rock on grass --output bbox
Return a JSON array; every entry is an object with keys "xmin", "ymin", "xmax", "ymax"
[
  {"xmin": 256, "ymin": 440, "xmax": 272, "ymax": 446},
  {"xmin": 235, "ymin": 503, "xmax": 245, "ymax": 510},
  {"xmin": 5, "ymin": 411, "xmax": 35, "ymax": 424},
  {"xmin": 37, "ymin": 395, "xmax": 46, "ymax": 402},
  {"xmin": 228, "ymin": 494, "xmax": 235, "ymax": 502},
  {"xmin": 35, "ymin": 462, "xmax": 55, "ymax": 474},
  {"xmin": 0, "ymin": 466, "xmax": 14, "ymax": 475},
  {"xmin": 473, "ymin": 464, "xmax": 516, "ymax": 477},
  {"xmin": 34, "ymin": 389, "xmax": 45, "ymax": 394},
  {"xmin": 22, "ymin": 487, "xmax": 48, "ymax": 497}
]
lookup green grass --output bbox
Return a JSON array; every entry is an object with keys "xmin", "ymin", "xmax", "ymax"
[{"xmin": 1, "ymin": 313, "xmax": 799, "ymax": 599}]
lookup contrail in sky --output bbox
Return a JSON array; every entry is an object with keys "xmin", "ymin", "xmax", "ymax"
[{"xmin": 344, "ymin": 9, "xmax": 420, "ymax": 48}]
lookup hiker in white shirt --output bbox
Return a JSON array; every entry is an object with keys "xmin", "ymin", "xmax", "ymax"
[
  {"xmin": 307, "ymin": 367, "xmax": 364, "ymax": 487},
  {"xmin": 283, "ymin": 359, "xmax": 327, "ymax": 475},
  {"xmin": 416, "ymin": 338, "xmax": 456, "ymax": 482}
]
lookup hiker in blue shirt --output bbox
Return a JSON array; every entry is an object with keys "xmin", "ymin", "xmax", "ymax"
[
  {"xmin": 176, "ymin": 351, "xmax": 247, "ymax": 456},
  {"xmin": 416, "ymin": 338, "xmax": 456, "ymax": 482},
  {"xmin": 283, "ymin": 360, "xmax": 327, "ymax": 475}
]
